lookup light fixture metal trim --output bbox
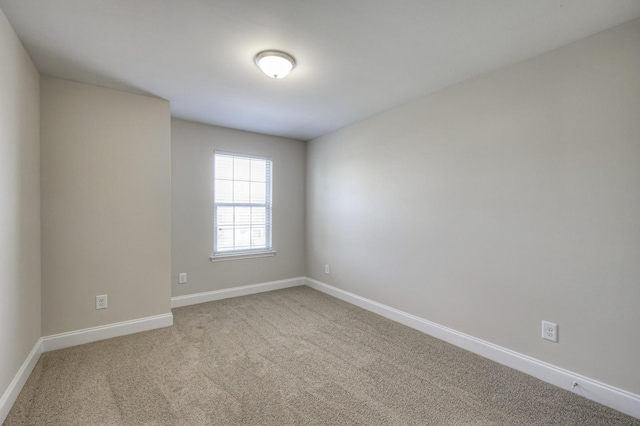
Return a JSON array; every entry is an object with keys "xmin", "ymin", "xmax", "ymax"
[{"xmin": 254, "ymin": 50, "xmax": 296, "ymax": 79}]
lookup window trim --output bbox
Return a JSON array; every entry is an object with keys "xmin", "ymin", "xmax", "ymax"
[
  {"xmin": 212, "ymin": 150, "xmax": 273, "ymax": 260},
  {"xmin": 209, "ymin": 250, "xmax": 276, "ymax": 262}
]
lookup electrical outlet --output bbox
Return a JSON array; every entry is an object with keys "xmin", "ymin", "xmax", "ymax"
[
  {"xmin": 179, "ymin": 272, "xmax": 187, "ymax": 284},
  {"xmin": 325, "ymin": 264, "xmax": 330, "ymax": 274},
  {"xmin": 96, "ymin": 294, "xmax": 108, "ymax": 310},
  {"xmin": 542, "ymin": 321, "xmax": 558, "ymax": 342}
]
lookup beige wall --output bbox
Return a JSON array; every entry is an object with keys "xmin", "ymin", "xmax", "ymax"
[
  {"xmin": 41, "ymin": 77, "xmax": 171, "ymax": 335},
  {"xmin": 307, "ymin": 19, "xmax": 640, "ymax": 394},
  {"xmin": 0, "ymin": 7, "xmax": 41, "ymax": 405},
  {"xmin": 172, "ymin": 119, "xmax": 305, "ymax": 296}
]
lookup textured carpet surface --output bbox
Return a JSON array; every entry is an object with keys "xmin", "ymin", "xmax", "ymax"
[{"xmin": 5, "ymin": 286, "xmax": 638, "ymax": 425}]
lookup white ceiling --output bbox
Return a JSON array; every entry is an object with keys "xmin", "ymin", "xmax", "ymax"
[{"xmin": 2, "ymin": 1, "xmax": 640, "ymax": 141}]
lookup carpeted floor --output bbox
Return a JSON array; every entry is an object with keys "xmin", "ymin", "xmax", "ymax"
[{"xmin": 5, "ymin": 286, "xmax": 638, "ymax": 425}]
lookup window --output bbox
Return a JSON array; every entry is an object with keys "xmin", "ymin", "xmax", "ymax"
[{"xmin": 213, "ymin": 151, "xmax": 273, "ymax": 258}]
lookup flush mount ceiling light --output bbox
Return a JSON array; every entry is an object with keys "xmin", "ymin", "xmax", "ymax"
[{"xmin": 254, "ymin": 50, "xmax": 296, "ymax": 79}]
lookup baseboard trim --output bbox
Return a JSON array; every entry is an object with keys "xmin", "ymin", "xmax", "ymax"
[
  {"xmin": 171, "ymin": 277, "xmax": 305, "ymax": 308},
  {"xmin": 0, "ymin": 338, "xmax": 43, "ymax": 424},
  {"xmin": 41, "ymin": 313, "xmax": 174, "ymax": 352},
  {"xmin": 305, "ymin": 278, "xmax": 640, "ymax": 420}
]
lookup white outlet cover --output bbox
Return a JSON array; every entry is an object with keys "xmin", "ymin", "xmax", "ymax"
[
  {"xmin": 96, "ymin": 294, "xmax": 108, "ymax": 310},
  {"xmin": 179, "ymin": 273, "xmax": 187, "ymax": 284},
  {"xmin": 542, "ymin": 321, "xmax": 558, "ymax": 342},
  {"xmin": 324, "ymin": 265, "xmax": 330, "ymax": 274}
]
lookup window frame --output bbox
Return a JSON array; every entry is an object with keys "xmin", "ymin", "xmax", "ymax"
[{"xmin": 211, "ymin": 150, "xmax": 275, "ymax": 261}]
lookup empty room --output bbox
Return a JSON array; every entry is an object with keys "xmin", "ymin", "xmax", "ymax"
[{"xmin": 1, "ymin": 0, "xmax": 639, "ymax": 424}]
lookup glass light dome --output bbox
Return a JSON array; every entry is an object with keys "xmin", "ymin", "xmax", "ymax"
[{"xmin": 254, "ymin": 50, "xmax": 296, "ymax": 79}]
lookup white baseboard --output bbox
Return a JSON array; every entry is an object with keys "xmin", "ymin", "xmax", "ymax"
[
  {"xmin": 41, "ymin": 313, "xmax": 174, "ymax": 352},
  {"xmin": 171, "ymin": 276, "xmax": 305, "ymax": 308},
  {"xmin": 0, "ymin": 338, "xmax": 43, "ymax": 424},
  {"xmin": 305, "ymin": 278, "xmax": 640, "ymax": 420}
]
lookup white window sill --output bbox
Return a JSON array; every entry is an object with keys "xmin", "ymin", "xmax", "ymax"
[{"xmin": 210, "ymin": 250, "xmax": 276, "ymax": 263}]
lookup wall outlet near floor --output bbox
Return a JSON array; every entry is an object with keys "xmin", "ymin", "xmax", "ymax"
[
  {"xmin": 179, "ymin": 272, "xmax": 187, "ymax": 284},
  {"xmin": 96, "ymin": 294, "xmax": 108, "ymax": 310},
  {"xmin": 325, "ymin": 264, "xmax": 330, "ymax": 274},
  {"xmin": 542, "ymin": 321, "xmax": 558, "ymax": 342}
]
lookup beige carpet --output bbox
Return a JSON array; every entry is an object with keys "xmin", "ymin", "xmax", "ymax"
[{"xmin": 5, "ymin": 286, "xmax": 638, "ymax": 425}]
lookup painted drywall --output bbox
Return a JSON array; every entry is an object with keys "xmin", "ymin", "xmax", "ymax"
[
  {"xmin": 0, "ymin": 7, "xmax": 40, "ymax": 404},
  {"xmin": 306, "ymin": 18, "xmax": 640, "ymax": 394},
  {"xmin": 172, "ymin": 119, "xmax": 305, "ymax": 297},
  {"xmin": 40, "ymin": 77, "xmax": 171, "ymax": 336}
]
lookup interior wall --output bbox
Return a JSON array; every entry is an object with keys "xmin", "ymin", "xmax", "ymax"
[
  {"xmin": 0, "ymin": 7, "xmax": 41, "ymax": 403},
  {"xmin": 40, "ymin": 77, "xmax": 171, "ymax": 336},
  {"xmin": 306, "ymin": 18, "xmax": 640, "ymax": 394},
  {"xmin": 171, "ymin": 119, "xmax": 305, "ymax": 297}
]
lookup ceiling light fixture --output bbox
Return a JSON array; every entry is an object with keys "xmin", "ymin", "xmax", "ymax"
[{"xmin": 254, "ymin": 50, "xmax": 296, "ymax": 79}]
